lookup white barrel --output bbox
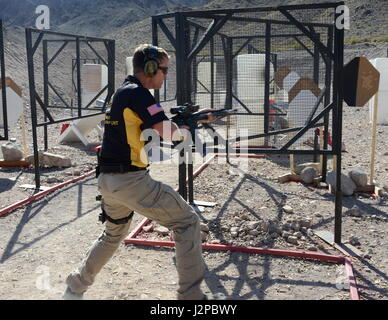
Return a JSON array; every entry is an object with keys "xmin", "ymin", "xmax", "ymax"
[
  {"xmin": 0, "ymin": 78, "xmax": 23, "ymax": 128},
  {"xmin": 81, "ymin": 64, "xmax": 108, "ymax": 108},
  {"xmin": 235, "ymin": 54, "xmax": 272, "ymax": 145},
  {"xmin": 125, "ymin": 56, "xmax": 133, "ymax": 76}
]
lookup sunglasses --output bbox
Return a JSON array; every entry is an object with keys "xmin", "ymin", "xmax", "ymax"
[{"xmin": 158, "ymin": 66, "xmax": 168, "ymax": 75}]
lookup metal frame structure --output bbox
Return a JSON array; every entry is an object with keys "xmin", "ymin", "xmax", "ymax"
[
  {"xmin": 152, "ymin": 3, "xmax": 345, "ymax": 243},
  {"xmin": 0, "ymin": 20, "xmax": 8, "ymax": 141},
  {"xmin": 124, "ymin": 153, "xmax": 360, "ymax": 300},
  {"xmin": 26, "ymin": 28, "xmax": 115, "ymax": 189}
]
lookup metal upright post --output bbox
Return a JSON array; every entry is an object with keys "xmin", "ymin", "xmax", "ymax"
[
  {"xmin": 43, "ymin": 40, "xmax": 49, "ymax": 150},
  {"xmin": 152, "ymin": 17, "xmax": 160, "ymax": 103},
  {"xmin": 106, "ymin": 40, "xmax": 115, "ymax": 109},
  {"xmin": 26, "ymin": 29, "xmax": 41, "ymax": 190},
  {"xmin": 76, "ymin": 37, "xmax": 82, "ymax": 117},
  {"xmin": 188, "ymin": 146, "xmax": 194, "ymax": 204},
  {"xmin": 264, "ymin": 22, "xmax": 271, "ymax": 146},
  {"xmin": 225, "ymin": 37, "xmax": 233, "ymax": 109},
  {"xmin": 210, "ymin": 37, "xmax": 214, "ymax": 109},
  {"xmin": 313, "ymin": 33, "xmax": 320, "ymax": 163},
  {"xmin": 332, "ymin": 11, "xmax": 345, "ymax": 244},
  {"xmin": 322, "ymin": 26, "xmax": 334, "ymax": 182},
  {"xmin": 176, "ymin": 13, "xmax": 188, "ymax": 199},
  {"xmin": 179, "ymin": 148, "xmax": 187, "ymax": 200},
  {"xmin": 224, "ymin": 36, "xmax": 233, "ymax": 163}
]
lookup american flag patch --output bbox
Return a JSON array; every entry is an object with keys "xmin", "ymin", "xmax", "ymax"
[{"xmin": 147, "ymin": 103, "xmax": 163, "ymax": 116}]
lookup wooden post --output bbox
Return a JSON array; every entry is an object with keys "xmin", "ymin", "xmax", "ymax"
[
  {"xmin": 290, "ymin": 154, "xmax": 295, "ymax": 173},
  {"xmin": 369, "ymin": 93, "xmax": 379, "ymax": 185},
  {"xmin": 20, "ymin": 108, "xmax": 29, "ymax": 157}
]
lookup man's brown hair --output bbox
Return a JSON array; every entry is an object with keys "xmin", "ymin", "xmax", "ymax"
[{"xmin": 132, "ymin": 44, "xmax": 169, "ymax": 74}]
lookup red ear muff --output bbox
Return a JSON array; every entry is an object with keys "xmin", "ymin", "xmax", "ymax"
[{"xmin": 143, "ymin": 46, "xmax": 159, "ymax": 77}]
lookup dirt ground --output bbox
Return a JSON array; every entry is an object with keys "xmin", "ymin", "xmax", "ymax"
[{"xmin": 0, "ymin": 105, "xmax": 387, "ymax": 301}]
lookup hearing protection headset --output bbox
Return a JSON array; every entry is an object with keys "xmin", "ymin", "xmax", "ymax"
[{"xmin": 143, "ymin": 45, "xmax": 159, "ymax": 77}]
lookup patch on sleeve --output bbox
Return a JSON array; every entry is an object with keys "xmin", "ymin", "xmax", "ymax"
[{"xmin": 147, "ymin": 103, "xmax": 164, "ymax": 116}]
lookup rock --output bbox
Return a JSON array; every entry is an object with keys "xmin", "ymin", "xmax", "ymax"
[
  {"xmin": 142, "ymin": 225, "xmax": 153, "ymax": 232},
  {"xmin": 349, "ymin": 235, "xmax": 361, "ymax": 246},
  {"xmin": 293, "ymin": 232, "xmax": 303, "ymax": 239},
  {"xmin": 248, "ymin": 229, "xmax": 260, "ymax": 236},
  {"xmin": 268, "ymin": 223, "xmax": 282, "ymax": 234},
  {"xmin": 362, "ymin": 249, "xmax": 373, "ymax": 259},
  {"xmin": 294, "ymin": 162, "xmax": 321, "ymax": 175},
  {"xmin": 300, "ymin": 167, "xmax": 318, "ymax": 184},
  {"xmin": 154, "ymin": 226, "xmax": 169, "ymax": 236},
  {"xmin": 259, "ymin": 221, "xmax": 269, "ymax": 232},
  {"xmin": 326, "ymin": 171, "xmax": 356, "ymax": 196},
  {"xmin": 1, "ymin": 142, "xmax": 23, "ymax": 161},
  {"xmin": 282, "ymin": 223, "xmax": 291, "ymax": 231},
  {"xmin": 301, "ymin": 227, "xmax": 308, "ymax": 233},
  {"xmin": 246, "ymin": 221, "xmax": 261, "ymax": 230},
  {"xmin": 299, "ymin": 218, "xmax": 312, "ymax": 228},
  {"xmin": 286, "ymin": 236, "xmax": 299, "ymax": 245},
  {"xmin": 318, "ymin": 182, "xmax": 328, "ymax": 189},
  {"xmin": 73, "ymin": 169, "xmax": 82, "ymax": 176},
  {"xmin": 307, "ymin": 229, "xmax": 314, "ymax": 237},
  {"xmin": 200, "ymin": 223, "xmax": 209, "ymax": 232},
  {"xmin": 307, "ymin": 246, "xmax": 318, "ymax": 251},
  {"xmin": 231, "ymin": 231, "xmax": 239, "ymax": 238},
  {"xmin": 25, "ymin": 151, "xmax": 72, "ymax": 167},
  {"xmin": 345, "ymin": 205, "xmax": 364, "ymax": 217},
  {"xmin": 291, "ymin": 222, "xmax": 300, "ymax": 232},
  {"xmin": 41, "ymin": 152, "xmax": 72, "ymax": 167},
  {"xmin": 283, "ymin": 205, "xmax": 294, "ymax": 214},
  {"xmin": 270, "ymin": 232, "xmax": 279, "ymax": 239},
  {"xmin": 348, "ymin": 169, "xmax": 368, "ymax": 187},
  {"xmin": 46, "ymin": 176, "xmax": 59, "ymax": 183},
  {"xmin": 201, "ymin": 231, "xmax": 208, "ymax": 242},
  {"xmin": 282, "ymin": 231, "xmax": 292, "ymax": 238},
  {"xmin": 230, "ymin": 227, "xmax": 239, "ymax": 233}
]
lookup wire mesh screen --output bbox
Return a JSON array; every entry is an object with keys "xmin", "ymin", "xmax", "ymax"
[
  {"xmin": 154, "ymin": 3, "xmax": 340, "ymax": 152},
  {"xmin": 0, "ymin": 20, "xmax": 8, "ymax": 140},
  {"xmin": 26, "ymin": 30, "xmax": 114, "ymax": 127},
  {"xmin": 155, "ymin": 16, "xmax": 177, "ymax": 106}
]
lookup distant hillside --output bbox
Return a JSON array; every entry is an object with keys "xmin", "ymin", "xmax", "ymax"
[
  {"xmin": 0, "ymin": 0, "xmax": 210, "ymax": 36},
  {"xmin": 0, "ymin": 0, "xmax": 387, "ymax": 99}
]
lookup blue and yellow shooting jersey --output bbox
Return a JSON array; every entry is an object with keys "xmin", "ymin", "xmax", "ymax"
[{"xmin": 99, "ymin": 76, "xmax": 168, "ymax": 168}]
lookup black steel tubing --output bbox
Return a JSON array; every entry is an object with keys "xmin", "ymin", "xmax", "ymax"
[
  {"xmin": 26, "ymin": 29, "xmax": 41, "ymax": 189},
  {"xmin": 333, "ymin": 10, "xmax": 345, "ymax": 244}
]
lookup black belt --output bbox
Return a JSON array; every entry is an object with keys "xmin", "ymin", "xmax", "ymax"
[{"xmin": 98, "ymin": 164, "xmax": 146, "ymax": 174}]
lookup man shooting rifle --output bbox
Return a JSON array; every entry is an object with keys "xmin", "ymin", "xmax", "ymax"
[{"xmin": 64, "ymin": 44, "xmax": 226, "ymax": 301}]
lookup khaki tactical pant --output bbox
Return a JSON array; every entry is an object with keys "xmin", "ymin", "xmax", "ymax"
[{"xmin": 66, "ymin": 170, "xmax": 205, "ymax": 300}]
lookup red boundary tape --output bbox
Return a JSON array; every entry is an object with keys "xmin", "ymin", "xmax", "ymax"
[
  {"xmin": 124, "ymin": 152, "xmax": 360, "ymax": 300},
  {"xmin": 0, "ymin": 169, "xmax": 96, "ymax": 217},
  {"xmin": 0, "ymin": 150, "xmax": 360, "ymax": 299}
]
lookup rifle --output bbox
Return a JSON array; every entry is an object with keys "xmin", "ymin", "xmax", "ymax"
[{"xmin": 170, "ymin": 103, "xmax": 237, "ymax": 140}]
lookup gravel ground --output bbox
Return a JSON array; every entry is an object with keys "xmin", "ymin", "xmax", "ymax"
[{"xmin": 0, "ymin": 104, "xmax": 387, "ymax": 300}]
